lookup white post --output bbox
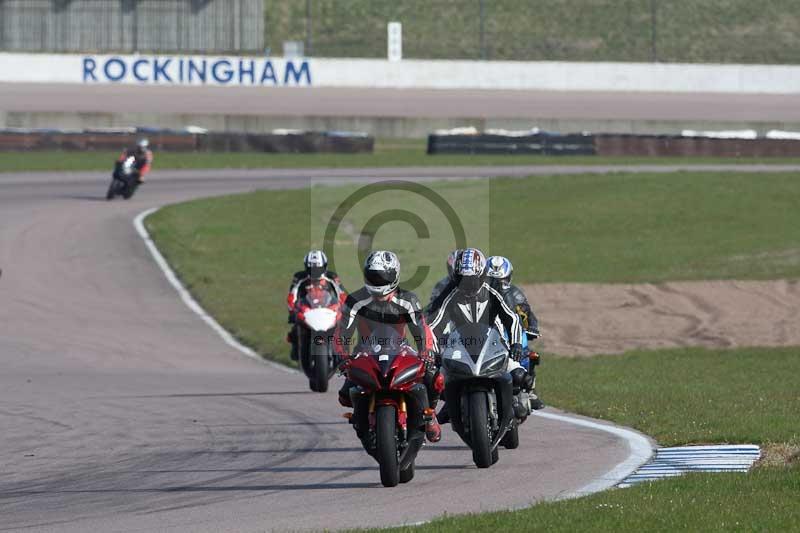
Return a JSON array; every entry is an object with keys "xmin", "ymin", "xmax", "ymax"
[{"xmin": 387, "ymin": 22, "xmax": 402, "ymax": 62}]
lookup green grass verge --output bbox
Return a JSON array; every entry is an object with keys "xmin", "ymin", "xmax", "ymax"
[
  {"xmin": 376, "ymin": 466, "xmax": 800, "ymax": 533},
  {"xmin": 539, "ymin": 347, "xmax": 800, "ymax": 446},
  {"xmin": 146, "ymin": 172, "xmax": 800, "ymax": 363},
  {"xmin": 4, "ymin": 142, "xmax": 800, "ymax": 173}
]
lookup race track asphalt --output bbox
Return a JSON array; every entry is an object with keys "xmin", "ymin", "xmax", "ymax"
[
  {"xmin": 0, "ymin": 165, "xmax": 679, "ymax": 531},
  {"xmin": 3, "ymin": 83, "xmax": 800, "ymax": 122}
]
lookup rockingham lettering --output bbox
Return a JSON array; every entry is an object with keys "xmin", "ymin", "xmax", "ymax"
[
  {"xmin": 153, "ymin": 58, "xmax": 172, "ymax": 82},
  {"xmin": 81, "ymin": 55, "xmax": 312, "ymax": 86},
  {"xmin": 103, "ymin": 57, "xmax": 126, "ymax": 81}
]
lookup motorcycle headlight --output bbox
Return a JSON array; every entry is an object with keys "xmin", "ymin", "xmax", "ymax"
[
  {"xmin": 390, "ymin": 365, "xmax": 421, "ymax": 388},
  {"xmin": 480, "ymin": 355, "xmax": 506, "ymax": 376},
  {"xmin": 443, "ymin": 358, "xmax": 473, "ymax": 377},
  {"xmin": 348, "ymin": 367, "xmax": 378, "ymax": 390}
]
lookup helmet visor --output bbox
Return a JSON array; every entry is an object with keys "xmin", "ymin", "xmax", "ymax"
[
  {"xmin": 364, "ymin": 268, "xmax": 396, "ymax": 288},
  {"xmin": 458, "ymin": 275, "xmax": 483, "ymax": 297},
  {"xmin": 307, "ymin": 266, "xmax": 325, "ymax": 279}
]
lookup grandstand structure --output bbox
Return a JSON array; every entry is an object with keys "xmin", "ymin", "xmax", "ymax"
[
  {"xmin": 1, "ymin": 0, "xmax": 798, "ymax": 64},
  {"xmin": 0, "ymin": 0, "xmax": 264, "ymax": 54}
]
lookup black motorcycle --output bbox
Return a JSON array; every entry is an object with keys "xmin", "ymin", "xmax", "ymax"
[
  {"xmin": 106, "ymin": 156, "xmax": 141, "ymax": 200},
  {"xmin": 439, "ymin": 322, "xmax": 519, "ymax": 468}
]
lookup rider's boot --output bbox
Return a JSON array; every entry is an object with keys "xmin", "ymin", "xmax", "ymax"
[
  {"xmin": 423, "ymin": 407, "xmax": 441, "ymax": 443},
  {"xmin": 527, "ymin": 356, "xmax": 545, "ymax": 410}
]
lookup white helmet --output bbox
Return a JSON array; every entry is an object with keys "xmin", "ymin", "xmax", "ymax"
[
  {"xmin": 486, "ymin": 255, "xmax": 513, "ymax": 290},
  {"xmin": 363, "ymin": 250, "xmax": 400, "ymax": 296},
  {"xmin": 304, "ymin": 250, "xmax": 328, "ymax": 279},
  {"xmin": 137, "ymin": 138, "xmax": 150, "ymax": 150}
]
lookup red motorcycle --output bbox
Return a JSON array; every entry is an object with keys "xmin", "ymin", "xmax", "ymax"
[
  {"xmin": 295, "ymin": 281, "xmax": 342, "ymax": 392},
  {"xmin": 340, "ymin": 330, "xmax": 435, "ymax": 487}
]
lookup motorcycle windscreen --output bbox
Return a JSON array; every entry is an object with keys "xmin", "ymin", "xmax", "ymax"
[
  {"xmin": 304, "ymin": 283, "xmax": 334, "ymax": 307},
  {"xmin": 356, "ymin": 324, "xmax": 412, "ymax": 375},
  {"xmin": 303, "ymin": 307, "xmax": 337, "ymax": 331},
  {"xmin": 441, "ymin": 323, "xmax": 507, "ymax": 375}
]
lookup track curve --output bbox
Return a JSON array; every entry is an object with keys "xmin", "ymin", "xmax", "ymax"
[{"xmin": 0, "ymin": 166, "xmax": 659, "ymax": 532}]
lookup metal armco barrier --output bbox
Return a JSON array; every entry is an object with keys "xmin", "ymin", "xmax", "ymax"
[
  {"xmin": 428, "ymin": 132, "xmax": 800, "ymax": 157},
  {"xmin": 0, "ymin": 129, "xmax": 374, "ymax": 154}
]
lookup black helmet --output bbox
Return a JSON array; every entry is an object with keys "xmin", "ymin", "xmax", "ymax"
[
  {"xmin": 363, "ymin": 250, "xmax": 400, "ymax": 296},
  {"xmin": 454, "ymin": 248, "xmax": 487, "ymax": 298},
  {"xmin": 304, "ymin": 250, "xmax": 328, "ymax": 279}
]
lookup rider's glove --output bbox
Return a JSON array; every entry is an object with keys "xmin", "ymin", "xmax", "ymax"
[{"xmin": 510, "ymin": 343, "xmax": 524, "ymax": 362}]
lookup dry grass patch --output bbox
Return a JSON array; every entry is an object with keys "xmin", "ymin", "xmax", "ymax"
[{"xmin": 756, "ymin": 441, "xmax": 800, "ymax": 468}]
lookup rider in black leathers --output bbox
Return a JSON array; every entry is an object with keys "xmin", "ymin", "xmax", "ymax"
[
  {"xmin": 427, "ymin": 249, "xmax": 530, "ymax": 410},
  {"xmin": 337, "ymin": 250, "xmax": 442, "ymax": 443}
]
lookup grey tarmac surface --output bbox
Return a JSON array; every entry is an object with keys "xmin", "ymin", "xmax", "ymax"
[
  {"xmin": 3, "ymin": 83, "xmax": 800, "ymax": 121},
  {"xmin": 0, "ymin": 166, "xmax": 656, "ymax": 532}
]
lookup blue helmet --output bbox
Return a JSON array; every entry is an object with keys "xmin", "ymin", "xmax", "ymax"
[{"xmin": 486, "ymin": 255, "xmax": 513, "ymax": 290}]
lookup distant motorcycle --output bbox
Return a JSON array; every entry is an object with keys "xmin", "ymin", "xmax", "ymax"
[
  {"xmin": 294, "ymin": 281, "xmax": 341, "ymax": 392},
  {"xmin": 440, "ymin": 323, "xmax": 525, "ymax": 468},
  {"xmin": 340, "ymin": 328, "xmax": 434, "ymax": 487},
  {"xmin": 106, "ymin": 155, "xmax": 140, "ymax": 200}
]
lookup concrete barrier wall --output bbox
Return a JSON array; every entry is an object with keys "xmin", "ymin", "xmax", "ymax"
[{"xmin": 2, "ymin": 52, "xmax": 800, "ymax": 94}]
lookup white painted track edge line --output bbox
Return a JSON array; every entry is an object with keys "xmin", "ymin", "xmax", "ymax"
[
  {"xmin": 534, "ymin": 411, "xmax": 655, "ymax": 499},
  {"xmin": 133, "ymin": 207, "xmax": 297, "ymax": 374}
]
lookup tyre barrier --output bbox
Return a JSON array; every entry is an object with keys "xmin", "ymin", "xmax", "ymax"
[
  {"xmin": 426, "ymin": 132, "xmax": 595, "ymax": 156},
  {"xmin": 427, "ymin": 131, "xmax": 800, "ymax": 157},
  {"xmin": 0, "ymin": 128, "xmax": 374, "ymax": 154},
  {"xmin": 594, "ymin": 134, "xmax": 800, "ymax": 157}
]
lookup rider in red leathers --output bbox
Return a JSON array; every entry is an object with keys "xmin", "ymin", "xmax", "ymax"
[
  {"xmin": 287, "ymin": 250, "xmax": 347, "ymax": 361},
  {"xmin": 117, "ymin": 138, "xmax": 153, "ymax": 183}
]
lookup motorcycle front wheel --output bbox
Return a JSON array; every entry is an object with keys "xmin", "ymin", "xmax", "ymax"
[
  {"xmin": 376, "ymin": 404, "xmax": 399, "ymax": 487},
  {"xmin": 468, "ymin": 390, "xmax": 493, "ymax": 468},
  {"xmin": 310, "ymin": 341, "xmax": 329, "ymax": 393},
  {"xmin": 106, "ymin": 180, "xmax": 117, "ymax": 200},
  {"xmin": 122, "ymin": 182, "xmax": 137, "ymax": 200}
]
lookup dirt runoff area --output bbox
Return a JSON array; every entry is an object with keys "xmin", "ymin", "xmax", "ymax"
[{"xmin": 522, "ymin": 280, "xmax": 800, "ymax": 356}]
